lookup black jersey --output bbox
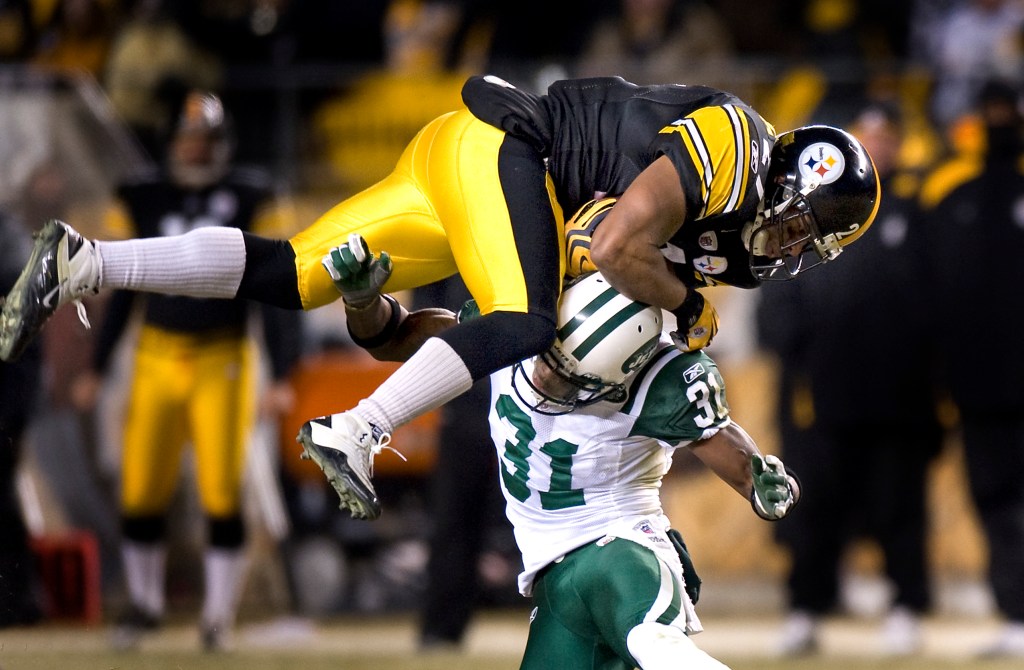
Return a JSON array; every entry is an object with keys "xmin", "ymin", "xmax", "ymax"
[
  {"xmin": 91, "ymin": 167, "xmax": 281, "ymax": 376},
  {"xmin": 464, "ymin": 76, "xmax": 777, "ymax": 289},
  {"xmin": 114, "ymin": 166, "xmax": 274, "ymax": 333}
]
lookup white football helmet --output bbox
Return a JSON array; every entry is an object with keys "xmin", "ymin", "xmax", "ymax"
[{"xmin": 513, "ymin": 272, "xmax": 664, "ymax": 414}]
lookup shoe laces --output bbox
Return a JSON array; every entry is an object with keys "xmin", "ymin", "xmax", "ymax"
[
  {"xmin": 366, "ymin": 430, "xmax": 405, "ymax": 477},
  {"xmin": 72, "ymin": 299, "xmax": 91, "ymax": 329}
]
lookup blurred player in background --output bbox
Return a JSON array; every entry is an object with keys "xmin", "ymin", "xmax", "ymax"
[{"xmin": 70, "ymin": 91, "xmax": 302, "ymax": 651}]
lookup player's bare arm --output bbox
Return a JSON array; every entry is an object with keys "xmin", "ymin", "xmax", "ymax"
[
  {"xmin": 590, "ymin": 155, "xmax": 689, "ymax": 311},
  {"xmin": 348, "ymin": 300, "xmax": 457, "ymax": 363},
  {"xmin": 323, "ymin": 233, "xmax": 458, "ymax": 362},
  {"xmin": 688, "ymin": 422, "xmax": 758, "ymax": 497},
  {"xmin": 690, "ymin": 421, "xmax": 801, "ymax": 520}
]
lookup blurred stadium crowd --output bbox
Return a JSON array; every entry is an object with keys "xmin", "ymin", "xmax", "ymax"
[{"xmin": 1, "ymin": 0, "xmax": 1023, "ymax": 659}]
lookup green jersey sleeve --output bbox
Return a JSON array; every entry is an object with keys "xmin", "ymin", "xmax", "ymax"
[{"xmin": 622, "ymin": 347, "xmax": 731, "ymax": 444}]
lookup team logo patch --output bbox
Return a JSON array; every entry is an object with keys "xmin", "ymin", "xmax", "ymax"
[
  {"xmin": 750, "ymin": 139, "xmax": 759, "ymax": 171},
  {"xmin": 798, "ymin": 142, "xmax": 845, "ymax": 185},
  {"xmin": 698, "ymin": 231, "xmax": 718, "ymax": 250},
  {"xmin": 683, "ymin": 362, "xmax": 706, "ymax": 383},
  {"xmin": 621, "ymin": 336, "xmax": 660, "ymax": 375},
  {"xmin": 693, "ymin": 255, "xmax": 727, "ymax": 275},
  {"xmin": 632, "ymin": 520, "xmax": 667, "ymax": 544},
  {"xmin": 634, "ymin": 520, "xmax": 655, "ymax": 535}
]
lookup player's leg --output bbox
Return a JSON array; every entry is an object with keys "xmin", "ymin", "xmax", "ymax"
[
  {"xmin": 521, "ymin": 565, "xmax": 631, "ymax": 670},
  {"xmin": 343, "ymin": 111, "xmax": 561, "ymax": 428},
  {"xmin": 297, "ymin": 112, "xmax": 561, "ymax": 519},
  {"xmin": 113, "ymin": 330, "xmax": 191, "ymax": 648},
  {"xmin": 0, "ymin": 218, "xmax": 256, "ymax": 360},
  {"xmin": 557, "ymin": 538, "xmax": 729, "ymax": 670},
  {"xmin": 190, "ymin": 335, "xmax": 255, "ymax": 652},
  {"xmin": 0, "ymin": 115, "xmax": 459, "ymax": 361}
]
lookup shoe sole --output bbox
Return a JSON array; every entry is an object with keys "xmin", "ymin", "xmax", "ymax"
[
  {"xmin": 0, "ymin": 220, "xmax": 64, "ymax": 361},
  {"xmin": 296, "ymin": 423, "xmax": 381, "ymax": 520}
]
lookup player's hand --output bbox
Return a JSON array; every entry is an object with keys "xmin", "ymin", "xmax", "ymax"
[
  {"xmin": 669, "ymin": 289, "xmax": 719, "ymax": 353},
  {"xmin": 321, "ymin": 233, "xmax": 393, "ymax": 309},
  {"xmin": 750, "ymin": 454, "xmax": 800, "ymax": 521}
]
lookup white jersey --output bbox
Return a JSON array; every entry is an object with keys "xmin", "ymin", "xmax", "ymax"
[{"xmin": 488, "ymin": 339, "xmax": 731, "ymax": 595}]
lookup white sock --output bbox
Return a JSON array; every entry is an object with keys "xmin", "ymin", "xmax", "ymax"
[
  {"xmin": 626, "ymin": 622, "xmax": 731, "ymax": 670},
  {"xmin": 352, "ymin": 337, "xmax": 473, "ymax": 433},
  {"xmin": 121, "ymin": 541, "xmax": 166, "ymax": 617},
  {"xmin": 97, "ymin": 227, "xmax": 246, "ymax": 298},
  {"xmin": 201, "ymin": 547, "xmax": 247, "ymax": 628}
]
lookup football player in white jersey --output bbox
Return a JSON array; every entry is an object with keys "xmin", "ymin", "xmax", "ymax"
[{"xmin": 328, "ymin": 235, "xmax": 800, "ymax": 670}]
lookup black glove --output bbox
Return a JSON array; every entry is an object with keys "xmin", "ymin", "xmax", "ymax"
[
  {"xmin": 667, "ymin": 527, "xmax": 701, "ymax": 604},
  {"xmin": 669, "ymin": 290, "xmax": 719, "ymax": 353}
]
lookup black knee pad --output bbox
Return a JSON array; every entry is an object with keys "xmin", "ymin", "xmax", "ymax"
[
  {"xmin": 238, "ymin": 233, "xmax": 303, "ymax": 309},
  {"xmin": 121, "ymin": 514, "xmax": 167, "ymax": 544},
  {"xmin": 207, "ymin": 515, "xmax": 246, "ymax": 550}
]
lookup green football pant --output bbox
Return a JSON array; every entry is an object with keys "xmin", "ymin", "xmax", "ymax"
[{"xmin": 520, "ymin": 537, "xmax": 690, "ymax": 670}]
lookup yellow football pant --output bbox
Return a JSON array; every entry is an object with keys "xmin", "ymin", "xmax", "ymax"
[
  {"xmin": 119, "ymin": 325, "xmax": 255, "ymax": 518},
  {"xmin": 289, "ymin": 108, "xmax": 565, "ymax": 315}
]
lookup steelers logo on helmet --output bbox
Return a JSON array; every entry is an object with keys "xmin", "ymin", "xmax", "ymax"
[
  {"xmin": 565, "ymin": 197, "xmax": 616, "ymax": 277},
  {"xmin": 798, "ymin": 142, "xmax": 846, "ymax": 186}
]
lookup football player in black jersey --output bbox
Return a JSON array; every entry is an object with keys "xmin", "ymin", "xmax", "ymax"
[
  {"xmin": 70, "ymin": 91, "xmax": 302, "ymax": 651},
  {"xmin": 1, "ymin": 74, "xmax": 878, "ymax": 522}
]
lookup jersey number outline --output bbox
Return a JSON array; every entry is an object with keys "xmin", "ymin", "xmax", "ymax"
[
  {"xmin": 687, "ymin": 375, "xmax": 726, "ymax": 428},
  {"xmin": 495, "ymin": 394, "xmax": 584, "ymax": 511}
]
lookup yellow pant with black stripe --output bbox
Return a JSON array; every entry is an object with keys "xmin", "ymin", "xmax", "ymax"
[
  {"xmin": 289, "ymin": 108, "xmax": 565, "ymax": 317},
  {"xmin": 119, "ymin": 325, "xmax": 255, "ymax": 518}
]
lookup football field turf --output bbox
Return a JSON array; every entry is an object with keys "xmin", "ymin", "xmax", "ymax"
[{"xmin": 1, "ymin": 611, "xmax": 1020, "ymax": 670}]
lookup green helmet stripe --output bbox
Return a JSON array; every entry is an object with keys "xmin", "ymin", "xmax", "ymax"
[
  {"xmin": 557, "ymin": 286, "xmax": 618, "ymax": 341},
  {"xmin": 571, "ymin": 301, "xmax": 650, "ymax": 360}
]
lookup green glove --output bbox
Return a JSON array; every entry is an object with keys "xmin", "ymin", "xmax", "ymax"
[
  {"xmin": 321, "ymin": 233, "xmax": 393, "ymax": 308},
  {"xmin": 750, "ymin": 454, "xmax": 799, "ymax": 521},
  {"xmin": 456, "ymin": 299, "xmax": 480, "ymax": 323}
]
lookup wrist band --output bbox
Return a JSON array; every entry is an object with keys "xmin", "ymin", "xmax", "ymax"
[
  {"xmin": 670, "ymin": 290, "xmax": 704, "ymax": 326},
  {"xmin": 348, "ymin": 294, "xmax": 401, "ymax": 349}
]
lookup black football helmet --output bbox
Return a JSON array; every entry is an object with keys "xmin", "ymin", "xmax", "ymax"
[
  {"xmin": 748, "ymin": 125, "xmax": 880, "ymax": 280},
  {"xmin": 169, "ymin": 90, "xmax": 235, "ymax": 189}
]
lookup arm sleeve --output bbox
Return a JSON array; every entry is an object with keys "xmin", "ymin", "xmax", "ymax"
[
  {"xmin": 91, "ymin": 290, "xmax": 136, "ymax": 374},
  {"xmin": 259, "ymin": 304, "xmax": 304, "ymax": 381}
]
